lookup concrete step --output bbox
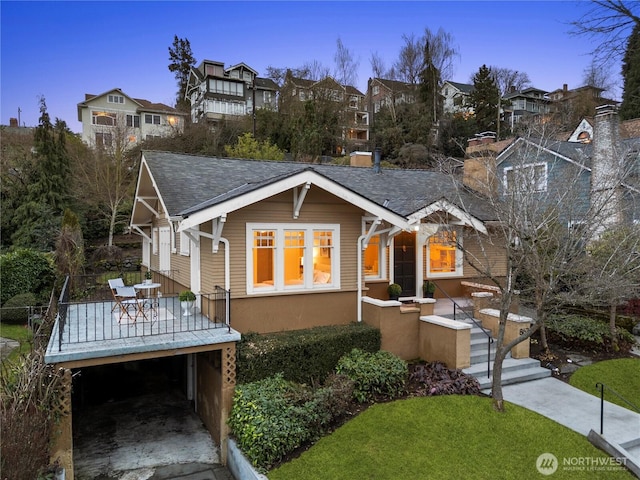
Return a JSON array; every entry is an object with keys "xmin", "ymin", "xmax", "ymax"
[
  {"xmin": 470, "ymin": 347, "xmax": 496, "ymax": 364},
  {"xmin": 464, "ymin": 357, "xmax": 552, "ymax": 390}
]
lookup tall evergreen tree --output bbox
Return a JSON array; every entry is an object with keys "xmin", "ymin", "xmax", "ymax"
[
  {"xmin": 168, "ymin": 35, "xmax": 196, "ymax": 112},
  {"xmin": 11, "ymin": 98, "xmax": 72, "ymax": 250},
  {"xmin": 470, "ymin": 64, "xmax": 500, "ymax": 133},
  {"xmin": 620, "ymin": 24, "xmax": 640, "ymax": 120}
]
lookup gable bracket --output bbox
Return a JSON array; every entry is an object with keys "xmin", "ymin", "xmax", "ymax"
[
  {"xmin": 137, "ymin": 197, "xmax": 159, "ymax": 218},
  {"xmin": 293, "ymin": 182, "xmax": 311, "ymax": 219},
  {"xmin": 131, "ymin": 225, "xmax": 151, "ymax": 242},
  {"xmin": 362, "ymin": 219, "xmax": 381, "ymax": 250},
  {"xmin": 212, "ymin": 214, "xmax": 227, "ymax": 253}
]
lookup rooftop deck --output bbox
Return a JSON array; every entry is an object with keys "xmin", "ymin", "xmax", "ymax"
[{"xmin": 45, "ymin": 295, "xmax": 241, "ymax": 365}]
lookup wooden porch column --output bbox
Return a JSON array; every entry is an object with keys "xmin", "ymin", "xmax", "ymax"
[
  {"xmin": 220, "ymin": 343, "xmax": 236, "ymax": 465},
  {"xmin": 50, "ymin": 368, "xmax": 73, "ymax": 479}
]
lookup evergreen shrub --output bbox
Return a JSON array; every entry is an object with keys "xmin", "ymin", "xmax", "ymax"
[
  {"xmin": 0, "ymin": 292, "xmax": 39, "ymax": 324},
  {"xmin": 336, "ymin": 348, "xmax": 408, "ymax": 402},
  {"xmin": 0, "ymin": 249, "xmax": 54, "ymax": 305},
  {"xmin": 236, "ymin": 323, "xmax": 380, "ymax": 384}
]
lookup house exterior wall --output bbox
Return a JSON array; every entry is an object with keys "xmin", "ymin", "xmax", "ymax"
[
  {"xmin": 497, "ymin": 148, "xmax": 591, "ymax": 226},
  {"xmin": 80, "ymin": 94, "xmax": 183, "ymax": 147},
  {"xmin": 197, "ymin": 188, "xmax": 364, "ymax": 333}
]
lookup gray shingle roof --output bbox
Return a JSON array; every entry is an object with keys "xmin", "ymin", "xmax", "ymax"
[{"xmin": 142, "ymin": 151, "xmax": 496, "ymax": 222}]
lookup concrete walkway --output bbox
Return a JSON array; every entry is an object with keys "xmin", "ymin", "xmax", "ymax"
[{"xmin": 498, "ymin": 377, "xmax": 639, "ymax": 443}]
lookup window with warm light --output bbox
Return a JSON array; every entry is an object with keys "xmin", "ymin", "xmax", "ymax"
[
  {"xmin": 428, "ymin": 229, "xmax": 462, "ymax": 277},
  {"xmin": 247, "ymin": 223, "xmax": 339, "ymax": 293},
  {"xmin": 92, "ymin": 111, "xmax": 116, "ymax": 126},
  {"xmin": 364, "ymin": 234, "xmax": 383, "ymax": 279}
]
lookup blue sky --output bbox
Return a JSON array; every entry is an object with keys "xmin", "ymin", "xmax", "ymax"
[{"xmin": 1, "ymin": 1, "xmax": 616, "ymax": 133}]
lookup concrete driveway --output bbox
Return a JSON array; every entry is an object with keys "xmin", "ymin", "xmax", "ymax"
[{"xmin": 73, "ymin": 390, "xmax": 232, "ymax": 480}]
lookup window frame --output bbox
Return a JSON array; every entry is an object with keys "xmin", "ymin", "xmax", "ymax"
[
  {"xmin": 362, "ymin": 220, "xmax": 386, "ymax": 280},
  {"xmin": 145, "ymin": 114, "xmax": 161, "ymax": 125},
  {"xmin": 427, "ymin": 227, "xmax": 464, "ymax": 279},
  {"xmin": 107, "ymin": 94, "xmax": 124, "ymax": 104},
  {"xmin": 503, "ymin": 162, "xmax": 548, "ymax": 194},
  {"xmin": 246, "ymin": 223, "xmax": 340, "ymax": 294}
]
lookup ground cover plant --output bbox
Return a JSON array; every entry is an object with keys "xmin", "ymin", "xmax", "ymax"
[
  {"xmin": 546, "ymin": 314, "xmax": 635, "ymax": 353},
  {"xmin": 268, "ymin": 395, "xmax": 635, "ymax": 480},
  {"xmin": 0, "ymin": 322, "xmax": 33, "ymax": 361},
  {"xmin": 569, "ymin": 358, "xmax": 640, "ymax": 410},
  {"xmin": 229, "ymin": 350, "xmax": 486, "ymax": 473}
]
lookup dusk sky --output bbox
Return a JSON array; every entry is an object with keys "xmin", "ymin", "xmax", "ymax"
[{"xmin": 1, "ymin": 1, "xmax": 619, "ymax": 133}]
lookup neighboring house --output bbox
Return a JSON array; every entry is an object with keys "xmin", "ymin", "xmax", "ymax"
[
  {"xmin": 365, "ymin": 77, "xmax": 417, "ymax": 115},
  {"xmin": 130, "ymin": 150, "xmax": 506, "ymax": 334},
  {"xmin": 77, "ymin": 88, "xmax": 186, "ymax": 148},
  {"xmin": 441, "ymin": 80, "xmax": 474, "ymax": 116},
  {"xmin": 185, "ymin": 59, "xmax": 279, "ymax": 125},
  {"xmin": 494, "ymin": 105, "xmax": 640, "ymax": 229},
  {"xmin": 502, "ymin": 86, "xmax": 551, "ymax": 130},
  {"xmin": 548, "ymin": 84, "xmax": 616, "ymax": 130},
  {"xmin": 280, "ymin": 72, "xmax": 369, "ymax": 153}
]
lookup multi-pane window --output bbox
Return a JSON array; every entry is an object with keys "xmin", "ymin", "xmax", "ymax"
[
  {"xmin": 92, "ymin": 111, "xmax": 116, "ymax": 126},
  {"xmin": 126, "ymin": 114, "xmax": 140, "ymax": 128},
  {"xmin": 211, "ymin": 101, "xmax": 245, "ymax": 115},
  {"xmin": 252, "ymin": 230, "xmax": 275, "ymax": 287},
  {"xmin": 208, "ymin": 79, "xmax": 243, "ymax": 97},
  {"xmin": 247, "ymin": 224, "xmax": 339, "ymax": 293},
  {"xmin": 108, "ymin": 94, "xmax": 124, "ymax": 104},
  {"xmin": 263, "ymin": 91, "xmax": 272, "ymax": 103},
  {"xmin": 364, "ymin": 234, "xmax": 382, "ymax": 278},
  {"xmin": 95, "ymin": 132, "xmax": 112, "ymax": 147},
  {"xmin": 503, "ymin": 163, "xmax": 547, "ymax": 194},
  {"xmin": 428, "ymin": 229, "xmax": 462, "ymax": 277},
  {"xmin": 145, "ymin": 114, "xmax": 161, "ymax": 125}
]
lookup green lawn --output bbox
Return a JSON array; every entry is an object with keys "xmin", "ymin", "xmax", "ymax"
[
  {"xmin": 0, "ymin": 322, "xmax": 33, "ymax": 362},
  {"xmin": 570, "ymin": 358, "xmax": 640, "ymax": 411},
  {"xmin": 269, "ymin": 395, "xmax": 634, "ymax": 480}
]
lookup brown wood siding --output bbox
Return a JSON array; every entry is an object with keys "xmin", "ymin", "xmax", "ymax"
[
  {"xmin": 231, "ymin": 291, "xmax": 356, "ymax": 333},
  {"xmin": 209, "ymin": 187, "xmax": 364, "ymax": 297},
  {"xmin": 463, "ymin": 228, "xmax": 508, "ymax": 278}
]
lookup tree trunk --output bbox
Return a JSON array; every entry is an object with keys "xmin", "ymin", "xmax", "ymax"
[
  {"xmin": 491, "ymin": 346, "xmax": 508, "ymax": 412},
  {"xmin": 108, "ymin": 207, "xmax": 116, "ymax": 247},
  {"xmin": 539, "ymin": 323, "xmax": 549, "ymax": 351},
  {"xmin": 610, "ymin": 303, "xmax": 618, "ymax": 349}
]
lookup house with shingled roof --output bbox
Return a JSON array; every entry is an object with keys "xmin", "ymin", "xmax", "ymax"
[
  {"xmin": 130, "ymin": 150, "xmax": 507, "ymax": 334},
  {"xmin": 77, "ymin": 88, "xmax": 186, "ymax": 148}
]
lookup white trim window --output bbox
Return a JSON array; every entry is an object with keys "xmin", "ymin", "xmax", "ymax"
[
  {"xmin": 107, "ymin": 94, "xmax": 124, "ymax": 104},
  {"xmin": 428, "ymin": 228, "xmax": 463, "ymax": 278},
  {"xmin": 362, "ymin": 220, "xmax": 386, "ymax": 280},
  {"xmin": 246, "ymin": 223, "xmax": 340, "ymax": 293},
  {"xmin": 145, "ymin": 114, "xmax": 161, "ymax": 125},
  {"xmin": 503, "ymin": 162, "xmax": 548, "ymax": 194},
  {"xmin": 92, "ymin": 111, "xmax": 117, "ymax": 126}
]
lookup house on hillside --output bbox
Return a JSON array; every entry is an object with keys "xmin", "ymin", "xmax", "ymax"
[
  {"xmin": 494, "ymin": 105, "xmax": 640, "ymax": 229},
  {"xmin": 502, "ymin": 87, "xmax": 551, "ymax": 131},
  {"xmin": 77, "ymin": 88, "xmax": 186, "ymax": 148},
  {"xmin": 441, "ymin": 80, "xmax": 474, "ymax": 116},
  {"xmin": 280, "ymin": 72, "xmax": 369, "ymax": 153},
  {"xmin": 185, "ymin": 59, "xmax": 279, "ymax": 125},
  {"xmin": 130, "ymin": 150, "xmax": 507, "ymax": 334}
]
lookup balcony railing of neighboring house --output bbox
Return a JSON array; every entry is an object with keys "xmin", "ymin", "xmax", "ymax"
[{"xmin": 54, "ymin": 274, "xmax": 231, "ymax": 352}]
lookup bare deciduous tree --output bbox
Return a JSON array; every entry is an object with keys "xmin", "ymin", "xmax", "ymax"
[
  {"xmin": 570, "ymin": 0, "xmax": 640, "ymax": 68},
  {"xmin": 334, "ymin": 37, "xmax": 360, "ymax": 87}
]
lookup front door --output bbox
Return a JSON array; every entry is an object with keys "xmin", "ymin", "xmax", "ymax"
[{"xmin": 394, "ymin": 231, "xmax": 416, "ymax": 297}]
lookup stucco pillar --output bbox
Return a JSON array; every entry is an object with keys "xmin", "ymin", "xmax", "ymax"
[
  {"xmin": 50, "ymin": 368, "xmax": 73, "ymax": 479},
  {"xmin": 220, "ymin": 343, "xmax": 237, "ymax": 465}
]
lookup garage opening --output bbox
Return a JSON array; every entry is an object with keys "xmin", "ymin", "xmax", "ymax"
[{"xmin": 71, "ymin": 354, "xmax": 222, "ymax": 478}]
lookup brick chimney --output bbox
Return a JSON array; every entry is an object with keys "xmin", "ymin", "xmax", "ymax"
[
  {"xmin": 9, "ymin": 117, "xmax": 18, "ymax": 127},
  {"xmin": 591, "ymin": 104, "xmax": 624, "ymax": 232}
]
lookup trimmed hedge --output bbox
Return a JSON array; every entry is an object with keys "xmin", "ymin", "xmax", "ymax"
[
  {"xmin": 336, "ymin": 348, "xmax": 408, "ymax": 402},
  {"xmin": 0, "ymin": 249, "xmax": 55, "ymax": 305},
  {"xmin": 237, "ymin": 323, "xmax": 380, "ymax": 384},
  {"xmin": 0, "ymin": 293, "xmax": 39, "ymax": 324}
]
